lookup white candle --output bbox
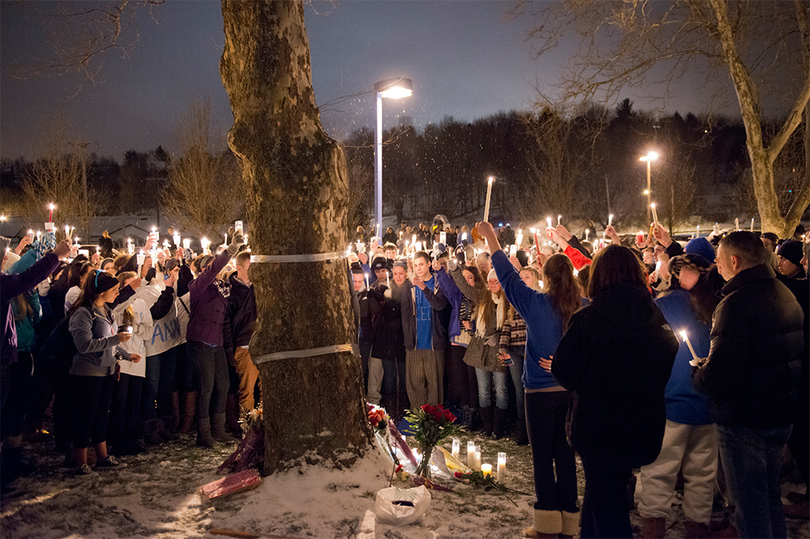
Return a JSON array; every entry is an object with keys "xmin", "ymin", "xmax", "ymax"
[
  {"xmin": 735, "ymin": 218, "xmax": 739, "ymax": 231},
  {"xmin": 608, "ymin": 213, "xmax": 614, "ymax": 227},
  {"xmin": 136, "ymin": 250, "xmax": 146, "ymax": 277},
  {"xmin": 64, "ymin": 225, "xmax": 70, "ymax": 239},
  {"xmin": 585, "ymin": 229, "xmax": 589, "ymax": 241},
  {"xmin": 364, "ymin": 273, "xmax": 369, "ymax": 290},
  {"xmin": 557, "ymin": 214, "xmax": 562, "ymax": 226},
  {"xmin": 509, "ymin": 244, "xmax": 517, "ymax": 256},
  {"xmin": 474, "ymin": 450, "xmax": 481, "ymax": 471},
  {"xmin": 483, "ymin": 176, "xmax": 494, "ymax": 222},
  {"xmin": 36, "ymin": 230, "xmax": 41, "ymax": 242},
  {"xmin": 481, "ymin": 463, "xmax": 492, "ymax": 477},
  {"xmin": 497, "ymin": 452, "xmax": 506, "ymax": 482},
  {"xmin": 679, "ymin": 330, "xmax": 700, "ymax": 365},
  {"xmin": 750, "ymin": 218, "xmax": 755, "ymax": 232},
  {"xmin": 224, "ymin": 233, "xmax": 227, "ymax": 246},
  {"xmin": 516, "ymin": 230, "xmax": 523, "ymax": 248},
  {"xmin": 452, "ymin": 439, "xmax": 460, "ymax": 460},
  {"xmin": 696, "ymin": 224, "xmax": 700, "ymax": 237},
  {"xmin": 467, "ymin": 441, "xmax": 475, "ymax": 467},
  {"xmin": 546, "ymin": 216, "xmax": 552, "ymax": 230},
  {"xmin": 415, "ymin": 241, "xmax": 422, "ymax": 252},
  {"xmin": 651, "ymin": 203, "xmax": 659, "ymax": 225}
]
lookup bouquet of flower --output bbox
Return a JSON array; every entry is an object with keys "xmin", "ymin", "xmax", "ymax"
[{"xmin": 405, "ymin": 404, "xmax": 463, "ymax": 480}]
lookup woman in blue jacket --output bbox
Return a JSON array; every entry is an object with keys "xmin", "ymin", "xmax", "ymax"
[{"xmin": 478, "ymin": 221, "xmax": 583, "ymax": 538}]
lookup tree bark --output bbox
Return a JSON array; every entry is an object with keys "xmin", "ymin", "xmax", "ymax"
[{"xmin": 219, "ymin": 0, "xmax": 370, "ymax": 475}]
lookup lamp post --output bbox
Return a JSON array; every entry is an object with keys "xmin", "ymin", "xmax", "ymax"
[
  {"xmin": 374, "ymin": 77, "xmax": 413, "ymax": 239},
  {"xmin": 639, "ymin": 151, "xmax": 658, "ymax": 223}
]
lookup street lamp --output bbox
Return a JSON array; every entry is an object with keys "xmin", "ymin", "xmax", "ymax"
[
  {"xmin": 639, "ymin": 151, "xmax": 659, "ymax": 223},
  {"xmin": 374, "ymin": 77, "xmax": 413, "ymax": 239}
]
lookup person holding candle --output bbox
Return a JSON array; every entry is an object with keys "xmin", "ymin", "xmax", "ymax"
[
  {"xmin": 692, "ymin": 231, "xmax": 804, "ymax": 539},
  {"xmin": 186, "ymin": 232, "xmax": 244, "ymax": 448},
  {"xmin": 634, "ymin": 258, "xmax": 718, "ymax": 539},
  {"xmin": 551, "ymin": 244, "xmax": 679, "ymax": 539},
  {"xmin": 67, "ymin": 270, "xmax": 141, "ymax": 476},
  {"xmin": 476, "ymin": 221, "xmax": 583, "ymax": 539}
]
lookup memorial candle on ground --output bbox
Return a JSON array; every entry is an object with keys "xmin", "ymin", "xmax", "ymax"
[
  {"xmin": 452, "ymin": 439, "xmax": 460, "ymax": 460},
  {"xmin": 474, "ymin": 449, "xmax": 482, "ymax": 471},
  {"xmin": 481, "ymin": 463, "xmax": 492, "ymax": 477},
  {"xmin": 467, "ymin": 441, "xmax": 475, "ymax": 467},
  {"xmin": 497, "ymin": 452, "xmax": 506, "ymax": 482}
]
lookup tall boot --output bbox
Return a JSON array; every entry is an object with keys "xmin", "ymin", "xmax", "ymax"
[
  {"xmin": 513, "ymin": 417, "xmax": 529, "ymax": 446},
  {"xmin": 196, "ymin": 417, "xmax": 215, "ymax": 448},
  {"xmin": 225, "ymin": 393, "xmax": 242, "ymax": 435},
  {"xmin": 169, "ymin": 391, "xmax": 181, "ymax": 433},
  {"xmin": 559, "ymin": 510, "xmax": 580, "ymax": 539},
  {"xmin": 211, "ymin": 413, "xmax": 238, "ymax": 444},
  {"xmin": 523, "ymin": 509, "xmax": 562, "ymax": 538},
  {"xmin": 493, "ymin": 407, "xmax": 508, "ymax": 439},
  {"xmin": 143, "ymin": 418, "xmax": 164, "ymax": 445},
  {"xmin": 479, "ymin": 406, "xmax": 493, "ymax": 437},
  {"xmin": 641, "ymin": 517, "xmax": 666, "ymax": 539},
  {"xmin": 156, "ymin": 418, "xmax": 177, "ymax": 442},
  {"xmin": 180, "ymin": 391, "xmax": 196, "ymax": 433}
]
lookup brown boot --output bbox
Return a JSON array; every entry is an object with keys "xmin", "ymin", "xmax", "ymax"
[
  {"xmin": 641, "ymin": 516, "xmax": 666, "ymax": 539},
  {"xmin": 170, "ymin": 391, "xmax": 181, "ymax": 433},
  {"xmin": 180, "ymin": 391, "xmax": 196, "ymax": 433},
  {"xmin": 684, "ymin": 520, "xmax": 711, "ymax": 539}
]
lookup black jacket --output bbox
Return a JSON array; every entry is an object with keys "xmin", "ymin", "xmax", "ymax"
[
  {"xmin": 367, "ymin": 282, "xmax": 406, "ymax": 362},
  {"xmin": 553, "ymin": 283, "xmax": 679, "ymax": 468},
  {"xmin": 692, "ymin": 264, "xmax": 804, "ymax": 427},
  {"xmin": 222, "ymin": 273, "xmax": 257, "ymax": 354}
]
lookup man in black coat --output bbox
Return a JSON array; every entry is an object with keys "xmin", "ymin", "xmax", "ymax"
[{"xmin": 692, "ymin": 231, "xmax": 804, "ymax": 539}]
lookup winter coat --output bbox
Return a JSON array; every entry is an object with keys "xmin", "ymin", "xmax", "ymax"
[
  {"xmin": 223, "ymin": 272, "xmax": 257, "ymax": 354},
  {"xmin": 8, "ymin": 250, "xmax": 44, "ymax": 353},
  {"xmin": 186, "ymin": 250, "xmax": 232, "ymax": 346},
  {"xmin": 552, "ymin": 283, "xmax": 679, "ymax": 468},
  {"xmin": 654, "ymin": 289, "xmax": 712, "ymax": 425},
  {"xmin": 368, "ymin": 281, "xmax": 406, "ymax": 362},
  {"xmin": 69, "ymin": 304, "xmax": 131, "ymax": 377},
  {"xmin": 1, "ymin": 253, "xmax": 59, "ymax": 366},
  {"xmin": 692, "ymin": 264, "xmax": 804, "ymax": 427},
  {"xmin": 434, "ymin": 267, "xmax": 462, "ymax": 341}
]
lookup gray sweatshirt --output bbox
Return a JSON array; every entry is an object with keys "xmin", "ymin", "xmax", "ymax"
[{"xmin": 69, "ymin": 304, "xmax": 131, "ymax": 377}]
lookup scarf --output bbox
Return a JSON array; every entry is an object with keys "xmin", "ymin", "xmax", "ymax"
[{"xmin": 476, "ymin": 291, "xmax": 506, "ymax": 338}]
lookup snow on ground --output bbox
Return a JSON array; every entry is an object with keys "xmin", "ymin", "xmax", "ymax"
[{"xmin": 1, "ymin": 430, "xmax": 808, "ymax": 538}]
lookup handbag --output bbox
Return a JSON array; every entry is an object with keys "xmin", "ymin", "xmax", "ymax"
[{"xmin": 462, "ymin": 334, "xmax": 505, "ymax": 373}]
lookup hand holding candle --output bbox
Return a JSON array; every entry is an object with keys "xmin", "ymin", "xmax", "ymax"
[{"xmin": 680, "ymin": 330, "xmax": 705, "ymax": 367}]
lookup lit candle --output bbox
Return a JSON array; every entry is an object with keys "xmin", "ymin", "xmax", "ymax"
[
  {"xmin": 516, "ymin": 229, "xmax": 523, "ymax": 248},
  {"xmin": 452, "ymin": 439, "xmax": 460, "ymax": 460},
  {"xmin": 183, "ymin": 238, "xmax": 191, "ymax": 250},
  {"xmin": 48, "ymin": 203, "xmax": 54, "ymax": 222},
  {"xmin": 36, "ymin": 230, "xmax": 41, "ymax": 242},
  {"xmin": 585, "ymin": 229, "xmax": 589, "ymax": 241},
  {"xmin": 399, "ymin": 230, "xmax": 403, "ymax": 239},
  {"xmin": 412, "ymin": 234, "xmax": 417, "ymax": 246},
  {"xmin": 509, "ymin": 244, "xmax": 517, "ymax": 256},
  {"xmin": 679, "ymin": 330, "xmax": 700, "ymax": 365},
  {"xmin": 531, "ymin": 228, "xmax": 539, "ymax": 250},
  {"xmin": 483, "ymin": 176, "xmax": 494, "ymax": 222},
  {"xmin": 608, "ymin": 214, "xmax": 614, "ymax": 227},
  {"xmin": 415, "ymin": 241, "xmax": 422, "ymax": 252},
  {"xmin": 750, "ymin": 217, "xmax": 754, "ymax": 232},
  {"xmin": 735, "ymin": 217, "xmax": 739, "ymax": 231},
  {"xmin": 696, "ymin": 224, "xmax": 700, "ymax": 238},
  {"xmin": 467, "ymin": 441, "xmax": 475, "ymax": 467},
  {"xmin": 546, "ymin": 216, "xmax": 552, "ymax": 230},
  {"xmin": 96, "ymin": 246, "xmax": 100, "ymax": 254},
  {"xmin": 481, "ymin": 463, "xmax": 492, "ymax": 477},
  {"xmin": 64, "ymin": 225, "xmax": 70, "ymax": 239},
  {"xmin": 27, "ymin": 229, "xmax": 34, "ymax": 240},
  {"xmin": 651, "ymin": 203, "xmax": 659, "ymax": 226},
  {"xmin": 173, "ymin": 233, "xmax": 181, "ymax": 246},
  {"xmin": 497, "ymin": 452, "xmax": 506, "ymax": 482},
  {"xmin": 557, "ymin": 214, "xmax": 562, "ymax": 226},
  {"xmin": 364, "ymin": 272, "xmax": 369, "ymax": 290},
  {"xmin": 473, "ymin": 449, "xmax": 481, "ymax": 471},
  {"xmin": 136, "ymin": 250, "xmax": 146, "ymax": 277},
  {"xmin": 224, "ymin": 233, "xmax": 228, "ymax": 246}
]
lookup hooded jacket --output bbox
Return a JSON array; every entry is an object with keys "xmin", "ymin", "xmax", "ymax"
[
  {"xmin": 186, "ymin": 250, "xmax": 232, "ymax": 346},
  {"xmin": 399, "ymin": 275, "xmax": 448, "ymax": 351},
  {"xmin": 223, "ymin": 271, "xmax": 257, "ymax": 353},
  {"xmin": 553, "ymin": 283, "xmax": 679, "ymax": 468}
]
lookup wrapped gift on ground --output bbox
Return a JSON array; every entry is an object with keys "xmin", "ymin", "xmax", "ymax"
[{"xmin": 199, "ymin": 469, "xmax": 261, "ymax": 500}]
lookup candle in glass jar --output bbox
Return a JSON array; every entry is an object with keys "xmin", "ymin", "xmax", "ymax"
[
  {"xmin": 467, "ymin": 441, "xmax": 476, "ymax": 468},
  {"xmin": 473, "ymin": 450, "xmax": 482, "ymax": 471},
  {"xmin": 497, "ymin": 452, "xmax": 506, "ymax": 482},
  {"xmin": 481, "ymin": 463, "xmax": 492, "ymax": 477}
]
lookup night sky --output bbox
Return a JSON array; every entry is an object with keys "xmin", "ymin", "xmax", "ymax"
[{"xmin": 1, "ymin": 0, "xmax": 744, "ymax": 162}]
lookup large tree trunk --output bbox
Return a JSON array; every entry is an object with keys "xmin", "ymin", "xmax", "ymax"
[{"xmin": 219, "ymin": 0, "xmax": 371, "ymax": 475}]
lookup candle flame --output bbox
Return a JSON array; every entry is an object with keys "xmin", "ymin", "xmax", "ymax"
[{"xmin": 679, "ymin": 330, "xmax": 688, "ymax": 340}]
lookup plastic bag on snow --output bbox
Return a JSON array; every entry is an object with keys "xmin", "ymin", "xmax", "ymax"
[{"xmin": 374, "ymin": 485, "xmax": 431, "ymax": 526}]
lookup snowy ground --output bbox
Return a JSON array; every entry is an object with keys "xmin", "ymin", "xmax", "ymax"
[{"xmin": 1, "ymin": 430, "xmax": 807, "ymax": 538}]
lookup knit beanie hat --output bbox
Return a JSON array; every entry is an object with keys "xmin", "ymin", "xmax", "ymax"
[
  {"xmin": 684, "ymin": 237, "xmax": 716, "ymax": 263},
  {"xmin": 487, "ymin": 268, "xmax": 498, "ymax": 281},
  {"xmin": 777, "ymin": 240, "xmax": 803, "ymax": 266},
  {"xmin": 91, "ymin": 270, "xmax": 119, "ymax": 294}
]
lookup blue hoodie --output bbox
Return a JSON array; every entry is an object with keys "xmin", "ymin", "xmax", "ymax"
[
  {"xmin": 491, "ymin": 251, "xmax": 563, "ymax": 390},
  {"xmin": 654, "ymin": 289, "xmax": 713, "ymax": 425}
]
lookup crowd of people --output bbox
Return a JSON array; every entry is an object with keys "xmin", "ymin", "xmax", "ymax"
[
  {"xmin": 1, "ymin": 228, "xmax": 256, "ymax": 482},
  {"xmin": 1, "ymin": 214, "xmax": 807, "ymax": 539},
  {"xmin": 351, "ymin": 217, "xmax": 807, "ymax": 539}
]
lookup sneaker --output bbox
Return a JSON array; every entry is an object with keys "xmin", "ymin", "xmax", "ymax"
[
  {"xmin": 94, "ymin": 455, "xmax": 127, "ymax": 470},
  {"xmin": 75, "ymin": 464, "xmax": 98, "ymax": 478}
]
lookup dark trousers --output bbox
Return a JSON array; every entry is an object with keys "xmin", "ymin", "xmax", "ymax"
[
  {"xmin": 445, "ymin": 344, "xmax": 470, "ymax": 408},
  {"xmin": 359, "ymin": 341, "xmax": 372, "ymax": 393},
  {"xmin": 525, "ymin": 390, "xmax": 578, "ymax": 512},
  {"xmin": 69, "ymin": 374, "xmax": 115, "ymax": 449},
  {"xmin": 46, "ymin": 350, "xmax": 74, "ymax": 448},
  {"xmin": 157, "ymin": 346, "xmax": 177, "ymax": 420},
  {"xmin": 580, "ymin": 457, "xmax": 633, "ymax": 538},
  {"xmin": 173, "ymin": 343, "xmax": 195, "ymax": 392},
  {"xmin": 142, "ymin": 348, "xmax": 177, "ymax": 421},
  {"xmin": 108, "ymin": 373, "xmax": 144, "ymax": 447},
  {"xmin": 187, "ymin": 341, "xmax": 228, "ymax": 419},
  {"xmin": 0, "ymin": 352, "xmax": 34, "ymax": 440}
]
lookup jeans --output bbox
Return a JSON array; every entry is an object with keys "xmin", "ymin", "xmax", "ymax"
[
  {"xmin": 187, "ymin": 341, "xmax": 229, "ymax": 419},
  {"xmin": 716, "ymin": 423, "xmax": 792, "ymax": 538},
  {"xmin": 525, "ymin": 390, "xmax": 578, "ymax": 513},
  {"xmin": 475, "ymin": 367, "xmax": 508, "ymax": 410},
  {"xmin": 507, "ymin": 346, "xmax": 525, "ymax": 420}
]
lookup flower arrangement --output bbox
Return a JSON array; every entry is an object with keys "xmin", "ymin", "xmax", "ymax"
[{"xmin": 405, "ymin": 404, "xmax": 463, "ymax": 480}]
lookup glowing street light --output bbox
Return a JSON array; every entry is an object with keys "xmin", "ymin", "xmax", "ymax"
[
  {"xmin": 374, "ymin": 77, "xmax": 413, "ymax": 239},
  {"xmin": 639, "ymin": 151, "xmax": 659, "ymax": 223}
]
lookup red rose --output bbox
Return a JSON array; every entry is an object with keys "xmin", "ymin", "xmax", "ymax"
[
  {"xmin": 454, "ymin": 471, "xmax": 464, "ymax": 478},
  {"xmin": 422, "ymin": 405, "xmax": 436, "ymax": 416},
  {"xmin": 444, "ymin": 409, "xmax": 456, "ymax": 423}
]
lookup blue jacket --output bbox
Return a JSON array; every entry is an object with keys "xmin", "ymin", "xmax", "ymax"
[
  {"xmin": 491, "ymin": 251, "xmax": 562, "ymax": 390},
  {"xmin": 654, "ymin": 289, "xmax": 712, "ymax": 425},
  {"xmin": 434, "ymin": 268, "xmax": 462, "ymax": 341}
]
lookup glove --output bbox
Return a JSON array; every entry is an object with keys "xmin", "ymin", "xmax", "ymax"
[
  {"xmin": 227, "ymin": 233, "xmax": 244, "ymax": 256},
  {"xmin": 33, "ymin": 231, "xmax": 57, "ymax": 260}
]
